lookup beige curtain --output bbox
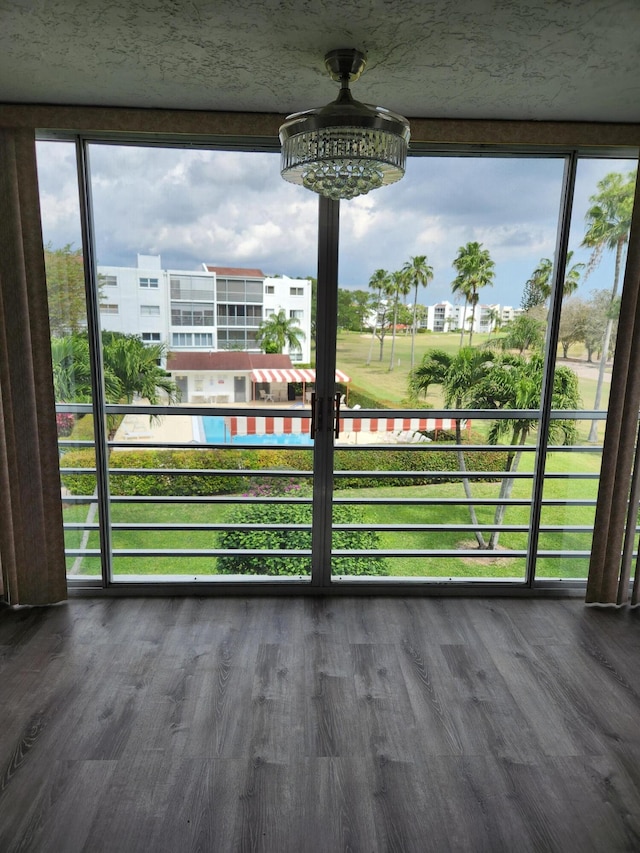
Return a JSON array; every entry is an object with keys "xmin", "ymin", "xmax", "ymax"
[
  {"xmin": 586, "ymin": 174, "xmax": 640, "ymax": 606},
  {"xmin": 0, "ymin": 127, "xmax": 67, "ymax": 605}
]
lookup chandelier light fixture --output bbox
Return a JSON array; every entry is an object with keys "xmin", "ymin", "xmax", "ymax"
[{"xmin": 279, "ymin": 48, "xmax": 410, "ymax": 201}]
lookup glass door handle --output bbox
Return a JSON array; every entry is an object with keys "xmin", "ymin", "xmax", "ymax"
[
  {"xmin": 310, "ymin": 392, "xmax": 316, "ymax": 439},
  {"xmin": 334, "ymin": 391, "xmax": 341, "ymax": 438}
]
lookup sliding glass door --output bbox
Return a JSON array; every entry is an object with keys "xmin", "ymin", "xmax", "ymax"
[{"xmin": 37, "ymin": 135, "xmax": 638, "ymax": 590}]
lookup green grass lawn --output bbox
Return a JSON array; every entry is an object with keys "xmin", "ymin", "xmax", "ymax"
[{"xmin": 337, "ymin": 330, "xmax": 610, "ymax": 412}]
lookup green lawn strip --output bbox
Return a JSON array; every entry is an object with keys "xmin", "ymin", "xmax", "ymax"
[
  {"xmin": 67, "ymin": 478, "xmax": 596, "ymax": 579},
  {"xmin": 336, "ymin": 330, "xmax": 610, "ymax": 414}
]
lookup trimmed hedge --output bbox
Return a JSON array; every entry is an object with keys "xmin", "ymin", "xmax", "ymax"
[
  {"xmin": 59, "ymin": 443, "xmax": 507, "ymax": 496},
  {"xmin": 216, "ymin": 501, "xmax": 388, "ymax": 576}
]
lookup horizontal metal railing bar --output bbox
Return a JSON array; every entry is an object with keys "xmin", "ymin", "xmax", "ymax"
[
  {"xmin": 64, "ymin": 548, "xmax": 602, "ymax": 559},
  {"xmin": 66, "ymin": 549, "xmax": 312, "ymax": 558},
  {"xmin": 62, "ymin": 467, "xmax": 313, "ymax": 477},
  {"xmin": 63, "ymin": 522, "xmax": 601, "ymax": 534},
  {"xmin": 60, "ymin": 493, "xmax": 597, "ymax": 508},
  {"xmin": 60, "ymin": 466, "xmax": 599, "ymax": 481},
  {"xmin": 56, "ymin": 441, "xmax": 606, "ymax": 456},
  {"xmin": 65, "ymin": 547, "xmax": 586, "ymax": 559},
  {"xmin": 54, "ymin": 403, "xmax": 610, "ymax": 420}
]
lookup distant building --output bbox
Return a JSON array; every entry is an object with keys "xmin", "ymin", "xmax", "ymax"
[
  {"xmin": 417, "ymin": 300, "xmax": 522, "ymax": 334},
  {"xmin": 98, "ymin": 255, "xmax": 312, "ymax": 363}
]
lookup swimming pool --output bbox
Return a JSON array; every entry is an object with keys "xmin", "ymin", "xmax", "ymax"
[{"xmin": 200, "ymin": 416, "xmax": 313, "ymax": 446}]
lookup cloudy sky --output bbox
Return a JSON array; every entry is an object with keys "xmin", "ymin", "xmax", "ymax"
[{"xmin": 36, "ymin": 140, "xmax": 636, "ymax": 308}]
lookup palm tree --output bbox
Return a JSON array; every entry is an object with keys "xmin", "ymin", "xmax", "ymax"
[
  {"xmin": 366, "ymin": 269, "xmax": 390, "ymax": 365},
  {"xmin": 472, "ymin": 353, "xmax": 579, "ymax": 548},
  {"xmin": 409, "ymin": 346, "xmax": 495, "ymax": 548},
  {"xmin": 524, "ymin": 250, "xmax": 584, "ymax": 306},
  {"xmin": 451, "ymin": 242, "xmax": 495, "ymax": 347},
  {"xmin": 409, "ymin": 348, "xmax": 580, "ymax": 549},
  {"xmin": 388, "ymin": 269, "xmax": 411, "ymax": 372},
  {"xmin": 485, "ymin": 306, "xmax": 502, "ymax": 337},
  {"xmin": 402, "ymin": 255, "xmax": 434, "ymax": 368},
  {"xmin": 256, "ymin": 308, "xmax": 305, "ymax": 355},
  {"xmin": 581, "ymin": 170, "xmax": 636, "ymax": 441},
  {"xmin": 102, "ymin": 333, "xmax": 178, "ymax": 404},
  {"xmin": 51, "ymin": 333, "xmax": 119, "ymax": 402}
]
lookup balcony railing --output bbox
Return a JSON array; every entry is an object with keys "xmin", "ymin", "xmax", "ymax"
[{"xmin": 56, "ymin": 404, "xmax": 617, "ymax": 588}]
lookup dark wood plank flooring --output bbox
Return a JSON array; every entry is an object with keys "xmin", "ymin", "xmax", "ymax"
[{"xmin": 0, "ymin": 597, "xmax": 639, "ymax": 852}]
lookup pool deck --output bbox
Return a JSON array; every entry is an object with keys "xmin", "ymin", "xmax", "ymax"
[{"xmin": 113, "ymin": 403, "xmax": 385, "ymax": 446}]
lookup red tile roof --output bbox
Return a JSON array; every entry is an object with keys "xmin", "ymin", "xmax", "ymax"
[
  {"xmin": 205, "ymin": 266, "xmax": 265, "ymax": 278},
  {"xmin": 166, "ymin": 352, "xmax": 293, "ymax": 372}
]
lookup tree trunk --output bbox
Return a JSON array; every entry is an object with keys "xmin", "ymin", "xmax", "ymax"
[
  {"xmin": 588, "ymin": 239, "xmax": 623, "ymax": 442},
  {"xmin": 389, "ymin": 299, "xmax": 399, "ymax": 371},
  {"xmin": 469, "ymin": 298, "xmax": 477, "ymax": 347},
  {"xmin": 366, "ymin": 290, "xmax": 380, "ymax": 366},
  {"xmin": 488, "ymin": 427, "xmax": 528, "ymax": 550},
  {"xmin": 458, "ymin": 302, "xmax": 467, "ymax": 348},
  {"xmin": 455, "ymin": 418, "xmax": 487, "ymax": 548},
  {"xmin": 410, "ymin": 283, "xmax": 418, "ymax": 369}
]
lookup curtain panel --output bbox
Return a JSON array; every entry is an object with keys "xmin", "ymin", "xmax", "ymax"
[
  {"xmin": 586, "ymin": 173, "xmax": 640, "ymax": 606},
  {"xmin": 0, "ymin": 127, "xmax": 67, "ymax": 605}
]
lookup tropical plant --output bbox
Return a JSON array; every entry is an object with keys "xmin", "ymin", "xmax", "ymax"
[
  {"xmin": 485, "ymin": 306, "xmax": 502, "ymax": 336},
  {"xmin": 451, "ymin": 242, "xmax": 495, "ymax": 347},
  {"xmin": 408, "ymin": 348, "xmax": 580, "ymax": 549},
  {"xmin": 581, "ymin": 169, "xmax": 636, "ymax": 441},
  {"xmin": 101, "ymin": 332, "xmax": 178, "ymax": 404},
  {"xmin": 472, "ymin": 353, "xmax": 579, "ymax": 548},
  {"xmin": 522, "ymin": 251, "xmax": 584, "ymax": 309},
  {"xmin": 402, "ymin": 255, "xmax": 434, "ymax": 368},
  {"xmin": 256, "ymin": 308, "xmax": 305, "ymax": 355},
  {"xmin": 51, "ymin": 332, "xmax": 177, "ymax": 405},
  {"xmin": 409, "ymin": 347, "xmax": 495, "ymax": 547}
]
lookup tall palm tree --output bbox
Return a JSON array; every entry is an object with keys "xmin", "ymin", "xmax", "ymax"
[
  {"xmin": 525, "ymin": 250, "xmax": 584, "ymax": 305},
  {"xmin": 366, "ymin": 268, "xmax": 390, "ymax": 365},
  {"xmin": 451, "ymin": 242, "xmax": 495, "ymax": 347},
  {"xmin": 256, "ymin": 308, "xmax": 305, "ymax": 355},
  {"xmin": 581, "ymin": 170, "xmax": 636, "ymax": 441},
  {"xmin": 402, "ymin": 255, "xmax": 434, "ymax": 368},
  {"xmin": 388, "ymin": 269, "xmax": 411, "ymax": 372},
  {"xmin": 485, "ymin": 306, "xmax": 502, "ymax": 337}
]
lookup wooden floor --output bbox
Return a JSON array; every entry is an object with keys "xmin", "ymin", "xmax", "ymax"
[{"xmin": 1, "ymin": 597, "xmax": 639, "ymax": 852}]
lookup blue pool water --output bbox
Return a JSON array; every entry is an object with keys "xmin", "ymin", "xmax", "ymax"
[{"xmin": 201, "ymin": 416, "xmax": 313, "ymax": 446}]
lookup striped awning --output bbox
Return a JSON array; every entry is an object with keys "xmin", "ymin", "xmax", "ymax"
[
  {"xmin": 250, "ymin": 368, "xmax": 350, "ymax": 384},
  {"xmin": 226, "ymin": 415, "xmax": 465, "ymax": 437}
]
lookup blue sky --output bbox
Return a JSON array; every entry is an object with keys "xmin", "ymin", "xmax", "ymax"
[{"xmin": 36, "ymin": 141, "xmax": 636, "ymax": 308}]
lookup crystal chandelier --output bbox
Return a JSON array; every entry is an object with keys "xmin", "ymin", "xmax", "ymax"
[{"xmin": 279, "ymin": 49, "xmax": 410, "ymax": 201}]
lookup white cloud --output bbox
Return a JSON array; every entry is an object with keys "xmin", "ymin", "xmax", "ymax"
[{"xmin": 34, "ymin": 140, "xmax": 636, "ymax": 303}]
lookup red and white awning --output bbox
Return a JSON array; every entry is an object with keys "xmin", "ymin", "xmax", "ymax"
[
  {"xmin": 225, "ymin": 415, "xmax": 463, "ymax": 437},
  {"xmin": 250, "ymin": 368, "xmax": 350, "ymax": 384}
]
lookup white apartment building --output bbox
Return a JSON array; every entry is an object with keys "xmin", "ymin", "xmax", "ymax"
[
  {"xmin": 98, "ymin": 255, "xmax": 312, "ymax": 363},
  {"xmin": 422, "ymin": 301, "xmax": 522, "ymax": 334}
]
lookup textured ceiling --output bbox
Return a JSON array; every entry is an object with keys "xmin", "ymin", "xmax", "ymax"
[{"xmin": 2, "ymin": 0, "xmax": 640, "ymax": 122}]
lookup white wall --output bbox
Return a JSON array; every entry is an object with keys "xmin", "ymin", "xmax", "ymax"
[{"xmin": 263, "ymin": 275, "xmax": 312, "ymax": 362}]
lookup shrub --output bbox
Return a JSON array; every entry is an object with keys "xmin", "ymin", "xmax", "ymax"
[
  {"xmin": 58, "ymin": 442, "xmax": 506, "ymax": 497},
  {"xmin": 216, "ymin": 486, "xmax": 388, "ymax": 576}
]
